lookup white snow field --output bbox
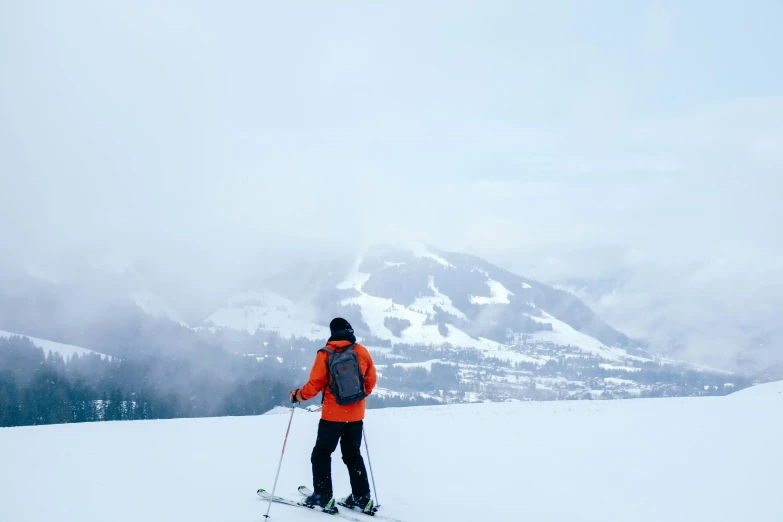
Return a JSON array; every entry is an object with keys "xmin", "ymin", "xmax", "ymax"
[
  {"xmin": 1, "ymin": 383, "xmax": 782, "ymax": 522},
  {"xmin": 0, "ymin": 330, "xmax": 112, "ymax": 360}
]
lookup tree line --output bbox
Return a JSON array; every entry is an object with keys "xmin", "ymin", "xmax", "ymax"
[{"xmin": 0, "ymin": 336, "xmax": 291, "ymax": 428}]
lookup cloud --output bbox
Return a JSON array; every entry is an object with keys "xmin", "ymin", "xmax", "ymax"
[{"xmin": 0, "ymin": 1, "xmax": 781, "ymax": 370}]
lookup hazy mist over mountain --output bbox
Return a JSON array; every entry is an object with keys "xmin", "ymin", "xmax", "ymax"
[{"xmin": 1, "ymin": 1, "xmax": 781, "ymax": 373}]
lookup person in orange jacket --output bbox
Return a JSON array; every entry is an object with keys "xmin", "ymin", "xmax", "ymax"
[{"xmin": 290, "ymin": 318, "xmax": 377, "ymax": 512}]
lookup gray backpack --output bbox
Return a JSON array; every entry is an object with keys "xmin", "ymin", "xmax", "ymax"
[{"xmin": 319, "ymin": 343, "xmax": 367, "ymax": 405}]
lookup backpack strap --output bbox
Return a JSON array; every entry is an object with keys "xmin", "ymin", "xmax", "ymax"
[{"xmin": 317, "ymin": 346, "xmax": 332, "ymax": 404}]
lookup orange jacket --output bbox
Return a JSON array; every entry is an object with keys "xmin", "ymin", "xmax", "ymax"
[{"xmin": 300, "ymin": 340, "xmax": 376, "ymax": 423}]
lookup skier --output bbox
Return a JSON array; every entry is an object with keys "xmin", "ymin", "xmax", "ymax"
[{"xmin": 290, "ymin": 318, "xmax": 377, "ymax": 513}]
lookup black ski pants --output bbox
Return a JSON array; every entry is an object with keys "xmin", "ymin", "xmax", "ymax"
[{"xmin": 311, "ymin": 419, "xmax": 370, "ymax": 499}]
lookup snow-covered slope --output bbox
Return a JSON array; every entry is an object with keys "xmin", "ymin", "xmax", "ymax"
[
  {"xmin": 337, "ymin": 263, "xmax": 502, "ymax": 351},
  {"xmin": 133, "ymin": 291, "xmax": 188, "ymax": 327},
  {"xmin": 0, "ymin": 330, "xmax": 112, "ymax": 360},
  {"xmin": 210, "ymin": 243, "xmax": 639, "ymax": 358},
  {"xmin": 1, "ymin": 383, "xmax": 781, "ymax": 522},
  {"xmin": 203, "ymin": 244, "xmax": 736, "ymax": 402},
  {"xmin": 206, "ymin": 291, "xmax": 329, "ymax": 340},
  {"xmin": 728, "ymin": 379, "xmax": 783, "ymax": 399}
]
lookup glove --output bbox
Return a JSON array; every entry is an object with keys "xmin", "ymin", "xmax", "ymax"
[{"xmin": 290, "ymin": 389, "xmax": 301, "ymax": 404}]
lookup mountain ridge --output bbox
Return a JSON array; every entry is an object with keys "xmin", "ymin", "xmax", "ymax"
[
  {"xmin": 207, "ymin": 243, "xmax": 644, "ymax": 360},
  {"xmin": 1, "ymin": 244, "xmax": 749, "ymax": 404}
]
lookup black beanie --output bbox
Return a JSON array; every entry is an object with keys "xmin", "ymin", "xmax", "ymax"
[{"xmin": 329, "ymin": 317, "xmax": 353, "ymax": 333}]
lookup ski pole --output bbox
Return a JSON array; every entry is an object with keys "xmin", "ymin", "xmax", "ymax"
[
  {"xmin": 362, "ymin": 425, "xmax": 381, "ymax": 509},
  {"xmin": 264, "ymin": 405, "xmax": 296, "ymax": 520}
]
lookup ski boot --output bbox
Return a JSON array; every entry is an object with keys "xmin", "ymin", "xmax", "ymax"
[
  {"xmin": 301, "ymin": 492, "xmax": 338, "ymax": 514},
  {"xmin": 339, "ymin": 493, "xmax": 376, "ymax": 515}
]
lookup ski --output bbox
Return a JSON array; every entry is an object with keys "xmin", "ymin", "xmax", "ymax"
[
  {"xmin": 257, "ymin": 489, "xmax": 365, "ymax": 522},
  {"xmin": 298, "ymin": 486, "xmax": 403, "ymax": 522}
]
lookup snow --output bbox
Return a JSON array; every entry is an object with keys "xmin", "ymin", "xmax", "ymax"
[
  {"xmin": 654, "ymin": 356, "xmax": 734, "ymax": 375},
  {"xmin": 479, "ymin": 349, "xmax": 547, "ymax": 365},
  {"xmin": 263, "ymin": 406, "xmax": 294, "ymax": 415},
  {"xmin": 1, "ymin": 383, "xmax": 782, "ymax": 522},
  {"xmin": 409, "ymin": 276, "xmax": 468, "ymax": 320},
  {"xmin": 334, "ymin": 259, "xmax": 503, "ymax": 351},
  {"xmin": 529, "ymin": 311, "xmax": 626, "ymax": 361},
  {"xmin": 469, "ymin": 269, "xmax": 514, "ymax": 305},
  {"xmin": 469, "ymin": 279, "xmax": 514, "ymax": 305},
  {"xmin": 463, "ymin": 391, "xmax": 482, "ymax": 402},
  {"xmin": 603, "ymin": 377, "xmax": 638, "ymax": 386},
  {"xmin": 371, "ymin": 387, "xmax": 406, "ymax": 398},
  {"xmin": 208, "ymin": 252, "xmax": 617, "ymax": 361},
  {"xmin": 336, "ymin": 269, "xmax": 371, "ymax": 291},
  {"xmin": 0, "ymin": 330, "xmax": 112, "ymax": 360},
  {"xmin": 206, "ymin": 291, "xmax": 328, "ymax": 340},
  {"xmin": 407, "ymin": 242, "xmax": 455, "ymax": 268},
  {"xmin": 728, "ymin": 380, "xmax": 783, "ymax": 399},
  {"xmin": 600, "ymin": 363, "xmax": 642, "ymax": 373},
  {"xmin": 246, "ymin": 354, "xmax": 285, "ymax": 364},
  {"xmin": 368, "ymin": 348, "xmax": 407, "ymax": 360},
  {"xmin": 376, "ymin": 359, "xmax": 449, "ymax": 371},
  {"xmin": 133, "ymin": 291, "xmax": 188, "ymax": 326},
  {"xmin": 340, "ymin": 277, "xmax": 501, "ymax": 351}
]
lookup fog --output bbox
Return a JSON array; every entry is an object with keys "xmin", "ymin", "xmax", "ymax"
[{"xmin": 1, "ymin": 1, "xmax": 781, "ymax": 370}]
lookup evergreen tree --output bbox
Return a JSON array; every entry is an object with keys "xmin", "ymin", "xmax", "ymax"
[
  {"xmin": 100, "ymin": 392, "xmax": 108, "ymax": 421},
  {"xmin": 0, "ymin": 377, "xmax": 15, "ymax": 427},
  {"xmin": 106, "ymin": 388, "xmax": 123, "ymax": 421}
]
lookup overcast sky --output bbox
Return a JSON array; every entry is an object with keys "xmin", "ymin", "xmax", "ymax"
[{"xmin": 1, "ymin": 1, "xmax": 781, "ymax": 369}]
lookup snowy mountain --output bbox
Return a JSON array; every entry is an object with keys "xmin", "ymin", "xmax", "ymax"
[
  {"xmin": 0, "ymin": 244, "xmax": 746, "ymax": 405},
  {"xmin": 205, "ymin": 244, "xmax": 741, "ymax": 403},
  {"xmin": 2, "ymin": 381, "xmax": 781, "ymax": 522},
  {"xmin": 132, "ymin": 290, "xmax": 188, "ymax": 326},
  {"xmin": 206, "ymin": 291, "xmax": 328, "ymax": 339},
  {"xmin": 208, "ymin": 243, "xmax": 640, "ymax": 354},
  {"xmin": 0, "ymin": 330, "xmax": 112, "ymax": 360}
]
